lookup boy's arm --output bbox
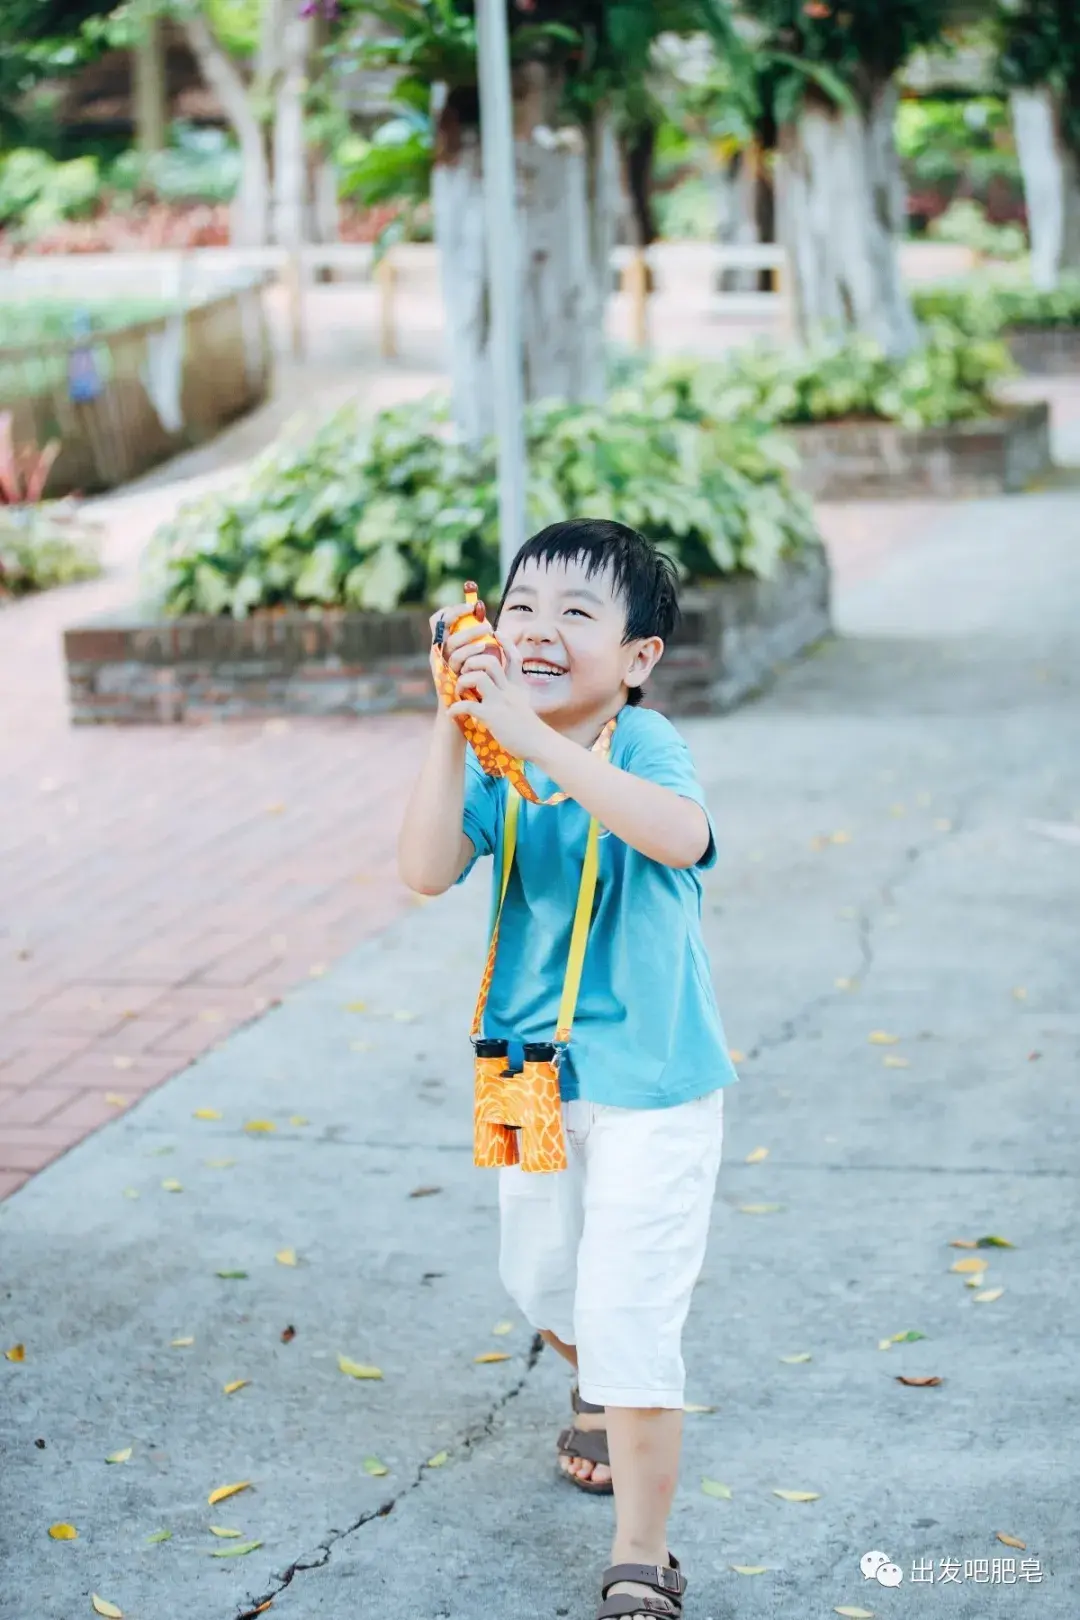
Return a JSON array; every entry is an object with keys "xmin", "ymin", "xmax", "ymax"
[
  {"xmin": 529, "ymin": 726, "xmax": 711, "ymax": 870},
  {"xmin": 397, "ymin": 707, "xmax": 475, "ymax": 895}
]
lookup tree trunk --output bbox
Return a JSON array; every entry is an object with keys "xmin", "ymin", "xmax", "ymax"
[
  {"xmin": 272, "ymin": 13, "xmax": 314, "ymax": 249},
  {"xmin": 776, "ymin": 77, "xmax": 918, "ymax": 357},
  {"xmin": 431, "ymin": 71, "xmax": 615, "ymax": 445},
  {"xmin": 133, "ymin": 9, "xmax": 166, "ymax": 155},
  {"xmin": 183, "ymin": 11, "xmax": 270, "ymax": 247},
  {"xmin": 713, "ymin": 144, "xmax": 773, "ymax": 293},
  {"xmin": 1011, "ymin": 87, "xmax": 1080, "ymax": 290}
]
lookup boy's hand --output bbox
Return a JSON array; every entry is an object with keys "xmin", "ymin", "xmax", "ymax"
[
  {"xmin": 448, "ymin": 646, "xmax": 546, "ymax": 762},
  {"xmin": 428, "ymin": 603, "xmax": 508, "ymax": 680}
]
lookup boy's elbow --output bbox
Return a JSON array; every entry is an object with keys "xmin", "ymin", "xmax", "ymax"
[{"xmin": 668, "ymin": 802, "xmax": 712, "ymax": 869}]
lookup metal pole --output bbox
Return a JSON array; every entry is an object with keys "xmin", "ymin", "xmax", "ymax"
[{"xmin": 476, "ymin": 0, "xmax": 526, "ymax": 581}]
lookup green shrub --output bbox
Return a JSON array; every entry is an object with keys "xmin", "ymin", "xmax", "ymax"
[
  {"xmin": 0, "ymin": 149, "xmax": 101, "ymax": 231},
  {"xmin": 617, "ymin": 326, "xmax": 1014, "ymax": 431},
  {"xmin": 928, "ymin": 198, "xmax": 1027, "ymax": 262},
  {"xmin": 143, "ymin": 392, "xmax": 820, "ymax": 620},
  {"xmin": 913, "ymin": 276, "xmax": 1080, "ymax": 335},
  {"xmin": 0, "ymin": 505, "xmax": 102, "ymax": 600}
]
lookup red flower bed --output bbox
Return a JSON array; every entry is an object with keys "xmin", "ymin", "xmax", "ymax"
[{"xmin": 0, "ymin": 200, "xmax": 414, "ymax": 258}]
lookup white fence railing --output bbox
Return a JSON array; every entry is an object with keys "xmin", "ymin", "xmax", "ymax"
[{"xmin": 0, "ymin": 240, "xmax": 789, "ymax": 359}]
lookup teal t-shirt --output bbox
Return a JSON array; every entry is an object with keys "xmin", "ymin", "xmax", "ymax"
[{"xmin": 455, "ymin": 704, "xmax": 739, "ymax": 1109}]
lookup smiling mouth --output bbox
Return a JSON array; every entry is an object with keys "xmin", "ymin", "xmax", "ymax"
[{"xmin": 521, "ymin": 661, "xmax": 567, "ymax": 681}]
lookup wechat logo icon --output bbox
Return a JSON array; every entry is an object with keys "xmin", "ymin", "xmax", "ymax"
[{"xmin": 861, "ymin": 1550, "xmax": 904, "ymax": 1586}]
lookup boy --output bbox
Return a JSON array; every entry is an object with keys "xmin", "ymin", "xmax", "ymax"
[{"xmin": 397, "ymin": 519, "xmax": 739, "ymax": 1620}]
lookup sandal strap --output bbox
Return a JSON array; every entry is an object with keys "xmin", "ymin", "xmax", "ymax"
[
  {"xmin": 572, "ymin": 1384, "xmax": 605, "ymax": 1416},
  {"xmin": 557, "ymin": 1424, "xmax": 610, "ymax": 1466},
  {"xmin": 601, "ymin": 1562, "xmax": 686, "ymax": 1601},
  {"xmin": 596, "ymin": 1598, "xmax": 680, "ymax": 1620}
]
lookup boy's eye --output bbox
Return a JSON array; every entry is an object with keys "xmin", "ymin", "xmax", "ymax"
[{"xmin": 506, "ymin": 604, "xmax": 589, "ymax": 617}]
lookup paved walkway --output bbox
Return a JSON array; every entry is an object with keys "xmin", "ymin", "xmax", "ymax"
[
  {"xmin": 2, "ymin": 477, "xmax": 1077, "ymax": 1620},
  {"xmin": 15, "ymin": 277, "xmax": 1059, "ymax": 1201}
]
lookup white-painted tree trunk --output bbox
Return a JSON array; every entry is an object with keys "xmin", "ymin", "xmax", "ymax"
[
  {"xmin": 432, "ymin": 107, "xmax": 616, "ymax": 445},
  {"xmin": 776, "ymin": 79, "xmax": 918, "ymax": 357},
  {"xmin": 272, "ymin": 14, "xmax": 314, "ymax": 249},
  {"xmin": 713, "ymin": 145, "xmax": 766, "ymax": 292},
  {"xmin": 1011, "ymin": 87, "xmax": 1080, "ymax": 289},
  {"xmin": 183, "ymin": 12, "xmax": 270, "ymax": 247}
]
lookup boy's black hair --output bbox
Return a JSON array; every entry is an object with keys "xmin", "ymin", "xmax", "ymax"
[{"xmin": 494, "ymin": 518, "xmax": 680, "ymax": 707}]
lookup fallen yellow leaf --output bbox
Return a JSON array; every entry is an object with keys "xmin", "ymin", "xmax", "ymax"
[
  {"xmin": 474, "ymin": 1351, "xmax": 511, "ymax": 1364},
  {"xmin": 831, "ymin": 830, "xmax": 851, "ymax": 844},
  {"xmin": 145, "ymin": 1529, "xmax": 171, "ymax": 1544},
  {"xmin": 683, "ymin": 1403, "xmax": 717, "ymax": 1413},
  {"xmin": 5, "ymin": 1343, "xmax": 25, "ymax": 1362},
  {"xmin": 977, "ymin": 1234, "xmax": 1015, "ymax": 1248},
  {"xmin": 996, "ymin": 1532, "xmax": 1026, "ymax": 1550},
  {"xmin": 949, "ymin": 1238, "xmax": 978, "ymax": 1248},
  {"xmin": 951, "ymin": 1257, "xmax": 988, "ymax": 1274},
  {"xmin": 772, "ymin": 1489, "xmax": 820, "ymax": 1502},
  {"xmin": 205, "ymin": 1158, "xmax": 235, "ymax": 1169},
  {"xmin": 171, "ymin": 1336, "xmax": 194, "ymax": 1347},
  {"xmin": 363, "ymin": 1456, "xmax": 389, "ymax": 1477},
  {"xmin": 730, "ymin": 1566, "xmax": 768, "ymax": 1575},
  {"xmin": 868, "ymin": 1031, "xmax": 899, "ymax": 1045},
  {"xmin": 779, "ymin": 1353, "xmax": 812, "ymax": 1364},
  {"xmin": 48, "ymin": 1523, "xmax": 77, "ymax": 1540},
  {"xmin": 161, "ymin": 1180, "xmax": 183, "ymax": 1193},
  {"xmin": 289, "ymin": 1116, "xmax": 309, "ymax": 1127},
  {"xmin": 391, "ymin": 1010, "xmax": 416, "ymax": 1022},
  {"xmin": 199, "ymin": 1009, "xmax": 225, "ymax": 1023},
  {"xmin": 122, "ymin": 1189, "xmax": 139, "ymax": 1199},
  {"xmin": 701, "ymin": 1478, "xmax": 732, "ymax": 1499},
  {"xmin": 266, "ymin": 802, "xmax": 286, "ymax": 814},
  {"xmin": 1012, "ymin": 987, "xmax": 1027, "ymax": 1001},
  {"xmin": 194, "ymin": 1108, "xmax": 222, "ymax": 1121},
  {"xmin": 974, "ymin": 1287, "xmax": 1004, "ymax": 1303},
  {"xmin": 426, "ymin": 1451, "xmax": 449, "ymax": 1468},
  {"xmin": 834, "ymin": 1608, "xmax": 876, "ymax": 1618},
  {"xmin": 275, "ymin": 1249, "xmax": 297, "ymax": 1267},
  {"xmin": 745, "ymin": 1146, "xmax": 769, "ymax": 1164},
  {"xmin": 91, "ymin": 1599, "xmax": 123, "ymax": 1619},
  {"xmin": 896, "ymin": 1375, "xmax": 942, "ymax": 1386},
  {"xmin": 492, "ymin": 1321, "xmax": 514, "ymax": 1336},
  {"xmin": 207, "ymin": 1482, "xmax": 251, "ymax": 1506},
  {"xmin": 835, "ymin": 977, "xmax": 857, "ymax": 991},
  {"xmin": 244, "ymin": 1120, "xmax": 276, "ymax": 1133},
  {"xmin": 344, "ymin": 1001, "xmax": 367, "ymax": 1013},
  {"xmin": 738, "ymin": 1203, "xmax": 783, "ymax": 1214},
  {"xmin": 105, "ymin": 1093, "xmax": 126, "ymax": 1107},
  {"xmin": 113, "ymin": 1056, "xmax": 134, "ymax": 1070},
  {"xmin": 105, "ymin": 1448, "xmax": 132, "ymax": 1464},
  {"xmin": 338, "ymin": 1356, "xmax": 383, "ymax": 1380},
  {"xmin": 223, "ymin": 1380, "xmax": 250, "ymax": 1395},
  {"xmin": 965, "ymin": 1276, "xmax": 982, "ymax": 1289},
  {"xmin": 877, "ymin": 1339, "xmax": 893, "ymax": 1350},
  {"xmin": 883, "ymin": 1055, "xmax": 909, "ymax": 1069},
  {"xmin": 728, "ymin": 1049, "xmax": 746, "ymax": 1064},
  {"xmin": 209, "ymin": 1526, "xmax": 243, "ymax": 1538},
  {"xmin": 210, "ymin": 1540, "xmax": 262, "ymax": 1558}
]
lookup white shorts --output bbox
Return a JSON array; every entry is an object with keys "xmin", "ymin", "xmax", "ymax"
[{"xmin": 498, "ymin": 1089, "xmax": 724, "ymax": 1409}]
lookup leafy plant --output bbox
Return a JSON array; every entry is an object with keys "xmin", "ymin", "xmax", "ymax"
[
  {"xmin": 0, "ymin": 411, "xmax": 101, "ymax": 599},
  {"xmin": 143, "ymin": 389, "xmax": 819, "ymax": 620},
  {"xmin": 928, "ymin": 198, "xmax": 1027, "ymax": 261},
  {"xmin": 0, "ymin": 149, "xmax": 100, "ymax": 232},
  {"xmin": 912, "ymin": 274, "xmax": 1080, "ymax": 334},
  {"xmin": 616, "ymin": 326, "xmax": 1015, "ymax": 432}
]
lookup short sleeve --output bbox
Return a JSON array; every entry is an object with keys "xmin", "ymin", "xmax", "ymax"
[
  {"xmin": 621, "ymin": 711, "xmax": 718, "ymax": 870},
  {"xmin": 454, "ymin": 746, "xmax": 500, "ymax": 885}
]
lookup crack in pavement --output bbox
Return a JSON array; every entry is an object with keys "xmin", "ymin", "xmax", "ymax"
[
  {"xmin": 746, "ymin": 785, "xmax": 984, "ymax": 1067},
  {"xmin": 234, "ymin": 1332, "xmax": 546, "ymax": 1619}
]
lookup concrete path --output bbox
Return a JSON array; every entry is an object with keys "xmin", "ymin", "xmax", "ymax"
[{"xmin": 3, "ymin": 481, "xmax": 1078, "ymax": 1620}]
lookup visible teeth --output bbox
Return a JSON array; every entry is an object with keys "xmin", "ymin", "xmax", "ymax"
[{"xmin": 523, "ymin": 665, "xmax": 564, "ymax": 677}]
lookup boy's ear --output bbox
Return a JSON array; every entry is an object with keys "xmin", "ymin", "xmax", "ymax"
[{"xmin": 624, "ymin": 635, "xmax": 664, "ymax": 694}]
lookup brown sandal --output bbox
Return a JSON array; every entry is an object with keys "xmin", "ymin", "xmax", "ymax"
[
  {"xmin": 556, "ymin": 1384, "xmax": 613, "ymax": 1495},
  {"xmin": 596, "ymin": 1554, "xmax": 686, "ymax": 1618}
]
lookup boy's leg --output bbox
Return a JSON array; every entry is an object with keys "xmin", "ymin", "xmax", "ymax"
[{"xmin": 574, "ymin": 1090, "xmax": 724, "ymax": 1613}]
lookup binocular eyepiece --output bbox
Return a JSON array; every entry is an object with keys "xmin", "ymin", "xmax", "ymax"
[{"xmin": 474, "ymin": 1038, "xmax": 556, "ymax": 1064}]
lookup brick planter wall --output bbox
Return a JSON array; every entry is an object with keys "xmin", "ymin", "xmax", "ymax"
[
  {"xmin": 64, "ymin": 545, "xmax": 831, "ymax": 725},
  {"xmin": 789, "ymin": 401, "xmax": 1050, "ymax": 500},
  {"xmin": 1004, "ymin": 326, "xmax": 1080, "ymax": 376}
]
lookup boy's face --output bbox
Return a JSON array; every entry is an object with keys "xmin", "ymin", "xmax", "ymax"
[{"xmin": 495, "ymin": 555, "xmax": 662, "ymax": 727}]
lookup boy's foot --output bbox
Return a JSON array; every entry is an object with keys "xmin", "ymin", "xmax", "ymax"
[
  {"xmin": 596, "ymin": 1554, "xmax": 686, "ymax": 1619},
  {"xmin": 557, "ymin": 1386, "xmax": 612, "ymax": 1491}
]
